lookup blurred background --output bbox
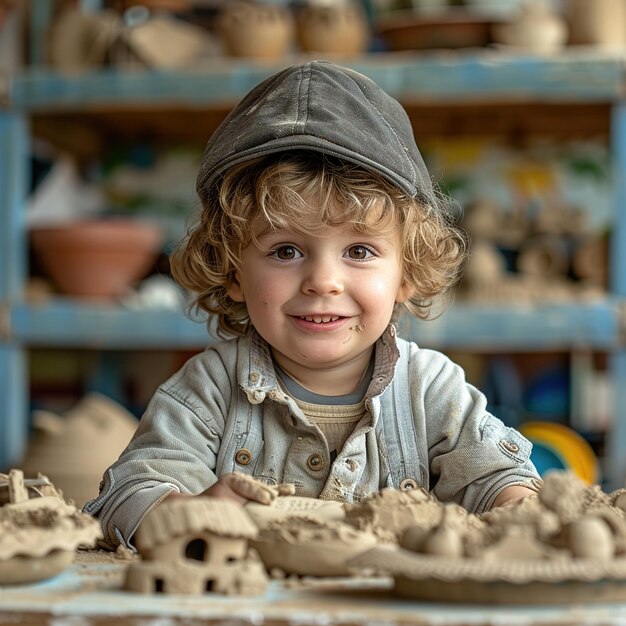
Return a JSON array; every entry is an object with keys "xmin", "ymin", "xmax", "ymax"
[{"xmin": 1, "ymin": 0, "xmax": 625, "ymax": 506}]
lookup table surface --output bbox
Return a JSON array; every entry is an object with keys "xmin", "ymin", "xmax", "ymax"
[{"xmin": 3, "ymin": 551, "xmax": 626, "ymax": 626}]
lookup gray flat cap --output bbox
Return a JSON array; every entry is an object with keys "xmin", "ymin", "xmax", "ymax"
[{"xmin": 196, "ymin": 60, "xmax": 434, "ymax": 204}]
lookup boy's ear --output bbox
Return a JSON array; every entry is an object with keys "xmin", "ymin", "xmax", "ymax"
[
  {"xmin": 227, "ymin": 272, "xmax": 245, "ymax": 302},
  {"xmin": 395, "ymin": 280, "xmax": 415, "ymax": 304}
]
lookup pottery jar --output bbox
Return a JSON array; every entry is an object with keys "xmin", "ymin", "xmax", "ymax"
[
  {"xmin": 216, "ymin": 2, "xmax": 295, "ymax": 59},
  {"xmin": 296, "ymin": 3, "xmax": 369, "ymax": 56},
  {"xmin": 565, "ymin": 0, "xmax": 626, "ymax": 48},
  {"xmin": 490, "ymin": 0, "xmax": 567, "ymax": 53}
]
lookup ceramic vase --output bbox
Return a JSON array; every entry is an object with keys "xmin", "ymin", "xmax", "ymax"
[{"xmin": 296, "ymin": 3, "xmax": 369, "ymax": 56}]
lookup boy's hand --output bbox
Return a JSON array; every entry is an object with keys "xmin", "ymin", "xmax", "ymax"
[
  {"xmin": 490, "ymin": 484, "xmax": 538, "ymax": 509},
  {"xmin": 201, "ymin": 472, "xmax": 296, "ymax": 505}
]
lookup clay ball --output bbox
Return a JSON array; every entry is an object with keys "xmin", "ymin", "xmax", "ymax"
[{"xmin": 569, "ymin": 516, "xmax": 614, "ymax": 560}]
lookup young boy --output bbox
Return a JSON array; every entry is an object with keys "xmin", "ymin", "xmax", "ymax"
[{"xmin": 85, "ymin": 61, "xmax": 540, "ymax": 549}]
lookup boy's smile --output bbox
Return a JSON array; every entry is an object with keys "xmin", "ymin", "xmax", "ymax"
[{"xmin": 228, "ymin": 221, "xmax": 412, "ymax": 395}]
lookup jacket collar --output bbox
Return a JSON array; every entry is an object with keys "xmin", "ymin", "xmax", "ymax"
[{"xmin": 237, "ymin": 325, "xmax": 400, "ymax": 403}]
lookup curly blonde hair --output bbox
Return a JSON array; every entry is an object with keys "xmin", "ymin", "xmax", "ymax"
[{"xmin": 171, "ymin": 152, "xmax": 467, "ymax": 338}]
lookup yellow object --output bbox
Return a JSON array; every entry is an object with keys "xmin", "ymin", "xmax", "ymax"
[{"xmin": 519, "ymin": 421, "xmax": 599, "ymax": 485}]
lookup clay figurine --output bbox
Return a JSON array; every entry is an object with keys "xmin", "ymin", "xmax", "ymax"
[{"xmin": 124, "ymin": 496, "xmax": 268, "ymax": 595}]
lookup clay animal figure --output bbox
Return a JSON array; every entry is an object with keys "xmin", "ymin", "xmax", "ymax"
[
  {"xmin": 0, "ymin": 469, "xmax": 102, "ymax": 585},
  {"xmin": 124, "ymin": 496, "xmax": 268, "ymax": 595}
]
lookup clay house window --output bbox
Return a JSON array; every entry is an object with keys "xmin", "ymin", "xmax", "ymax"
[
  {"xmin": 154, "ymin": 578, "xmax": 164, "ymax": 593},
  {"xmin": 185, "ymin": 537, "xmax": 208, "ymax": 562}
]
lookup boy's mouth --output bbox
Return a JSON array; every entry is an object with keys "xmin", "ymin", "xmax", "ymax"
[{"xmin": 297, "ymin": 315, "xmax": 341, "ymax": 324}]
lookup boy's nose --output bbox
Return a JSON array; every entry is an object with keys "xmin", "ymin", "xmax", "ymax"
[{"xmin": 301, "ymin": 259, "xmax": 344, "ymax": 296}]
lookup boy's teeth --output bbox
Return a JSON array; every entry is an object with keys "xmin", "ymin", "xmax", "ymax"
[{"xmin": 300, "ymin": 315, "xmax": 340, "ymax": 323}]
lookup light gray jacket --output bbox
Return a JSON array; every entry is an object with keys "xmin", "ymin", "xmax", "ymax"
[{"xmin": 85, "ymin": 326, "xmax": 539, "ymax": 548}]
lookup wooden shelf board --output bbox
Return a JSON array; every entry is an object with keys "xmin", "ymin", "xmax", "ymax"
[{"xmin": 10, "ymin": 299, "xmax": 621, "ymax": 351}]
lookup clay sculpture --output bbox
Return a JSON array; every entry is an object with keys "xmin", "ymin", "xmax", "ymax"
[
  {"xmin": 252, "ymin": 516, "xmax": 378, "ymax": 578},
  {"xmin": 0, "ymin": 469, "xmax": 102, "ymax": 585},
  {"xmin": 20, "ymin": 392, "xmax": 138, "ymax": 507},
  {"xmin": 344, "ymin": 485, "xmax": 483, "ymax": 543},
  {"xmin": 245, "ymin": 494, "xmax": 346, "ymax": 530},
  {"xmin": 124, "ymin": 496, "xmax": 268, "ymax": 595},
  {"xmin": 348, "ymin": 471, "xmax": 626, "ymax": 604}
]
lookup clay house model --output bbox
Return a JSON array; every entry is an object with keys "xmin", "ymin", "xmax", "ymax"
[{"xmin": 124, "ymin": 496, "xmax": 268, "ymax": 595}]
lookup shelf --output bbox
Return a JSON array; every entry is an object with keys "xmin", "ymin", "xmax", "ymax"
[
  {"xmin": 4, "ymin": 49, "xmax": 626, "ymax": 484},
  {"xmin": 9, "ymin": 298, "xmax": 623, "ymax": 351},
  {"xmin": 10, "ymin": 299, "xmax": 214, "ymax": 349},
  {"xmin": 9, "ymin": 49, "xmax": 626, "ymax": 112}
]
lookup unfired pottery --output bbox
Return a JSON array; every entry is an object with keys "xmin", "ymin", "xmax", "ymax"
[
  {"xmin": 491, "ymin": 0, "xmax": 567, "ymax": 53},
  {"xmin": 20, "ymin": 393, "xmax": 138, "ymax": 507},
  {"xmin": 344, "ymin": 486, "xmax": 482, "ymax": 543},
  {"xmin": 349, "ymin": 472, "xmax": 626, "ymax": 604},
  {"xmin": 252, "ymin": 517, "xmax": 378, "ymax": 577},
  {"xmin": 246, "ymin": 495, "xmax": 345, "ymax": 530},
  {"xmin": 0, "ymin": 469, "xmax": 102, "ymax": 585},
  {"xmin": 296, "ymin": 4, "xmax": 369, "ymax": 56},
  {"xmin": 125, "ymin": 497, "xmax": 268, "ymax": 595},
  {"xmin": 565, "ymin": 0, "xmax": 626, "ymax": 48},
  {"xmin": 216, "ymin": 2, "xmax": 294, "ymax": 59}
]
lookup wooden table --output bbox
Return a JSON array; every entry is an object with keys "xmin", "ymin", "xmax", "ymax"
[{"xmin": 2, "ymin": 551, "xmax": 626, "ymax": 626}]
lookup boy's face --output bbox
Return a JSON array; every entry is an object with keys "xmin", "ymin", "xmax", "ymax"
[{"xmin": 228, "ymin": 217, "xmax": 413, "ymax": 389}]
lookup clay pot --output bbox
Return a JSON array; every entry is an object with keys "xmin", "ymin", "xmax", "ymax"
[
  {"xmin": 217, "ymin": 2, "xmax": 294, "ymax": 59},
  {"xmin": 296, "ymin": 4, "xmax": 369, "ymax": 56},
  {"xmin": 491, "ymin": 0, "xmax": 567, "ymax": 53},
  {"xmin": 565, "ymin": 0, "xmax": 626, "ymax": 48},
  {"xmin": 31, "ymin": 219, "xmax": 164, "ymax": 301}
]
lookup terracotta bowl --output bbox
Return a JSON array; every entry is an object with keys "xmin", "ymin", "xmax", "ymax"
[{"xmin": 30, "ymin": 219, "xmax": 164, "ymax": 300}]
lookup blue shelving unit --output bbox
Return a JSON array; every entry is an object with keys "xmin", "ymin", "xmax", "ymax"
[{"xmin": 2, "ymin": 51, "xmax": 626, "ymax": 485}]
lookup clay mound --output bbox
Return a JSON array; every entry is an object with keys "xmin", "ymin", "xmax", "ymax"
[
  {"xmin": 349, "ymin": 472, "xmax": 626, "ymax": 603},
  {"xmin": 0, "ymin": 496, "xmax": 101, "ymax": 560},
  {"xmin": 344, "ymin": 486, "xmax": 482, "ymax": 542},
  {"xmin": 0, "ymin": 469, "xmax": 102, "ymax": 585}
]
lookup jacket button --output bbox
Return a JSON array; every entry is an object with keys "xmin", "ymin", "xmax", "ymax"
[
  {"xmin": 400, "ymin": 478, "xmax": 418, "ymax": 491},
  {"xmin": 501, "ymin": 440, "xmax": 520, "ymax": 454},
  {"xmin": 235, "ymin": 448, "xmax": 253, "ymax": 465},
  {"xmin": 307, "ymin": 453, "xmax": 325, "ymax": 471}
]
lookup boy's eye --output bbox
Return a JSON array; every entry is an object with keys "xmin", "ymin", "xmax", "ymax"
[
  {"xmin": 347, "ymin": 245, "xmax": 374, "ymax": 260},
  {"xmin": 273, "ymin": 245, "xmax": 301, "ymax": 260}
]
